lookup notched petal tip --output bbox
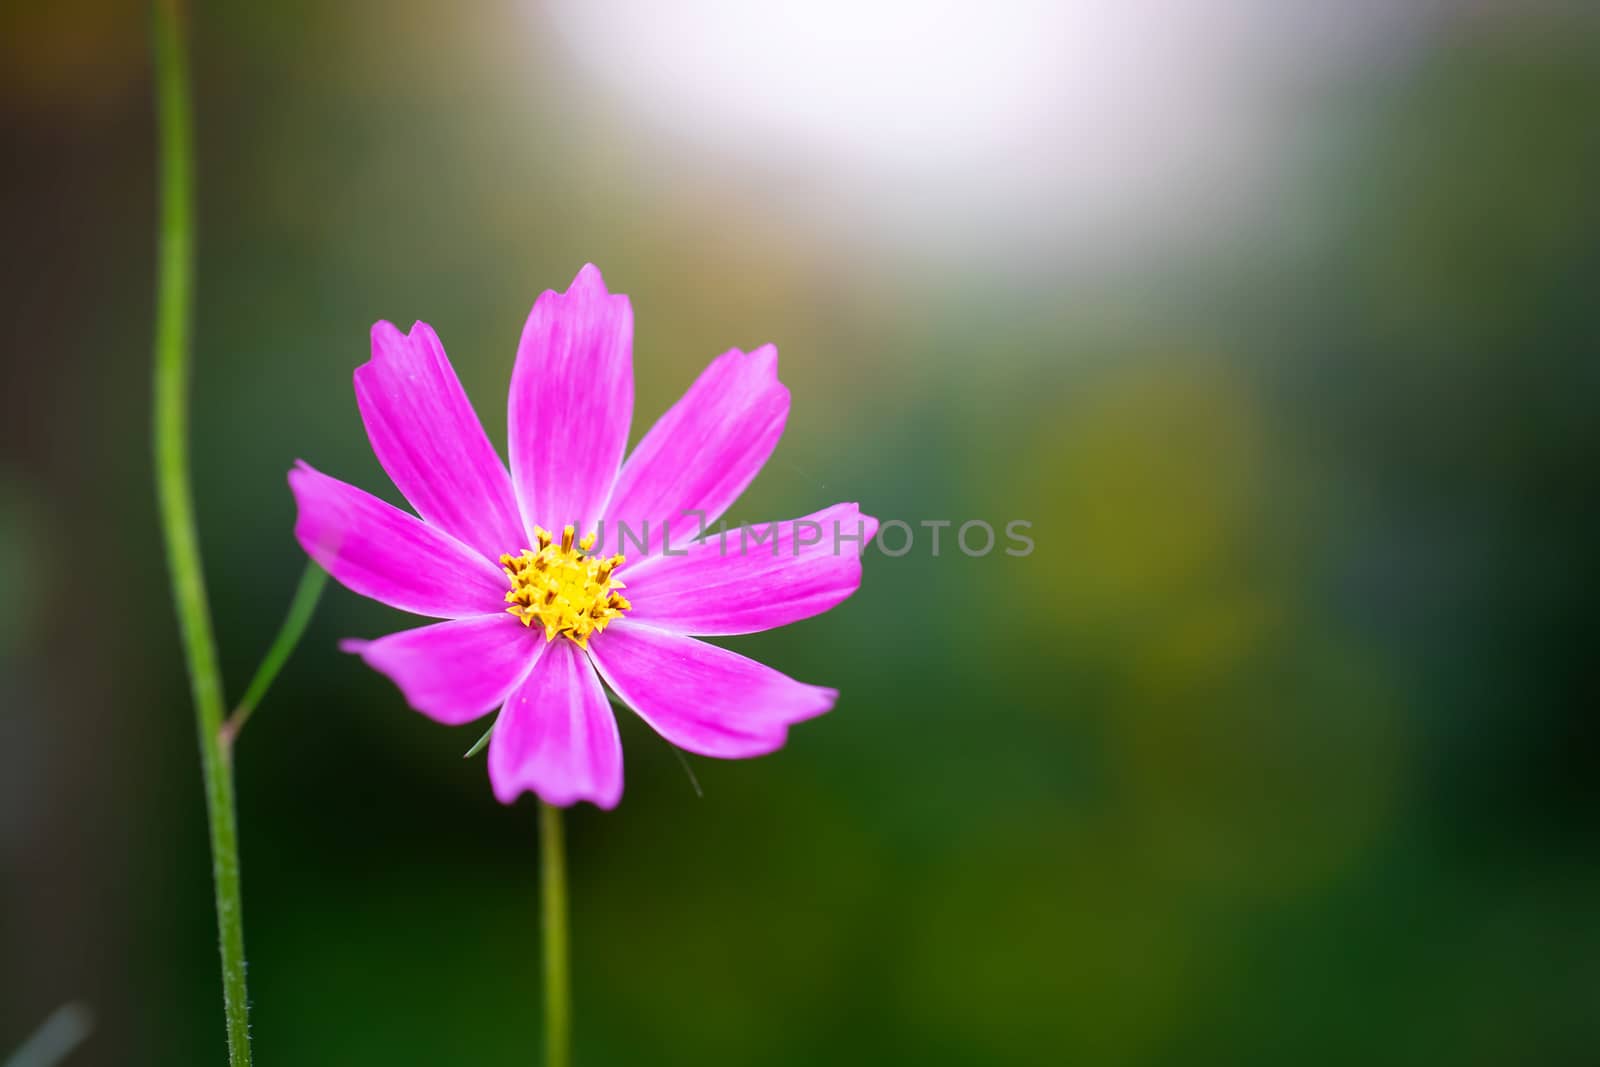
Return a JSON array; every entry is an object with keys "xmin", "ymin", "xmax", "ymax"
[
  {"xmin": 367, "ymin": 318, "xmax": 404, "ymax": 350},
  {"xmin": 541, "ymin": 262, "xmax": 621, "ymax": 304},
  {"xmin": 708, "ymin": 342, "xmax": 781, "ymax": 381},
  {"xmin": 768, "ymin": 684, "xmax": 840, "ymax": 732},
  {"xmin": 362, "ymin": 319, "xmax": 440, "ymax": 375},
  {"xmin": 543, "ymin": 262, "xmax": 631, "ymax": 318},
  {"xmin": 846, "ymin": 504, "xmax": 881, "ymax": 546},
  {"xmin": 492, "ymin": 779, "xmax": 623, "ymax": 811},
  {"xmin": 746, "ymin": 342, "xmax": 779, "ymax": 375}
]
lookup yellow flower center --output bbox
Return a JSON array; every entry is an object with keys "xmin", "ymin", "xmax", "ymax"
[{"xmin": 499, "ymin": 525, "xmax": 630, "ymax": 649}]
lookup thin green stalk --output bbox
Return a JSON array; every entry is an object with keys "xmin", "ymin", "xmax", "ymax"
[
  {"xmin": 222, "ymin": 562, "xmax": 328, "ymax": 748},
  {"xmin": 540, "ymin": 802, "xmax": 572, "ymax": 1067},
  {"xmin": 151, "ymin": 2, "xmax": 253, "ymax": 1063}
]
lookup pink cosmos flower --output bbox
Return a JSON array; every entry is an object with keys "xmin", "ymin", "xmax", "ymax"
[{"xmin": 290, "ymin": 264, "xmax": 875, "ymax": 808}]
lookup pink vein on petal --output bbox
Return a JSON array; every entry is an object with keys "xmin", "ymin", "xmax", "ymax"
[
  {"xmin": 588, "ymin": 621, "xmax": 837, "ymax": 759},
  {"xmin": 356, "ymin": 320, "xmax": 525, "ymax": 561},
  {"xmin": 623, "ymin": 503, "xmax": 877, "ymax": 635},
  {"xmin": 340, "ymin": 613, "xmax": 541, "ymax": 725},
  {"xmin": 289, "ymin": 460, "xmax": 506, "ymax": 619},
  {"xmin": 488, "ymin": 639, "xmax": 623, "ymax": 808},
  {"xmin": 507, "ymin": 264, "xmax": 633, "ymax": 540},
  {"xmin": 602, "ymin": 344, "xmax": 787, "ymax": 561}
]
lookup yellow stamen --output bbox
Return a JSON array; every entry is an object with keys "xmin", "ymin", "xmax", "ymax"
[{"xmin": 499, "ymin": 524, "xmax": 628, "ymax": 649}]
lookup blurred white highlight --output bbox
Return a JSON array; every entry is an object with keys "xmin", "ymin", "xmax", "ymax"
[{"xmin": 546, "ymin": 1, "xmax": 1438, "ymax": 260}]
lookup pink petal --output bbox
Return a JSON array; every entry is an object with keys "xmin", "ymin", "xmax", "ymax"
[
  {"xmin": 341, "ymin": 614, "xmax": 539, "ymax": 725},
  {"xmin": 601, "ymin": 345, "xmax": 787, "ymax": 561},
  {"xmin": 488, "ymin": 639, "xmax": 623, "ymax": 808},
  {"xmin": 622, "ymin": 504, "xmax": 878, "ymax": 635},
  {"xmin": 289, "ymin": 460, "xmax": 507, "ymax": 618},
  {"xmin": 587, "ymin": 622, "xmax": 837, "ymax": 759},
  {"xmin": 356, "ymin": 321, "xmax": 526, "ymax": 561},
  {"xmin": 507, "ymin": 264, "xmax": 633, "ymax": 538}
]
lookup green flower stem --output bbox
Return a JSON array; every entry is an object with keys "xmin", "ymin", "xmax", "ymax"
[
  {"xmin": 151, "ymin": 2, "xmax": 253, "ymax": 1063},
  {"xmin": 221, "ymin": 562, "xmax": 328, "ymax": 749},
  {"xmin": 540, "ymin": 802, "xmax": 572, "ymax": 1067}
]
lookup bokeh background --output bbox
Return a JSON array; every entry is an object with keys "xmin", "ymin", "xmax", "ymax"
[{"xmin": 3, "ymin": 1, "xmax": 1598, "ymax": 1064}]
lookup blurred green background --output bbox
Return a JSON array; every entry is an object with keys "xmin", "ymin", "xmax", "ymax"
[{"xmin": 3, "ymin": 2, "xmax": 1598, "ymax": 1064}]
